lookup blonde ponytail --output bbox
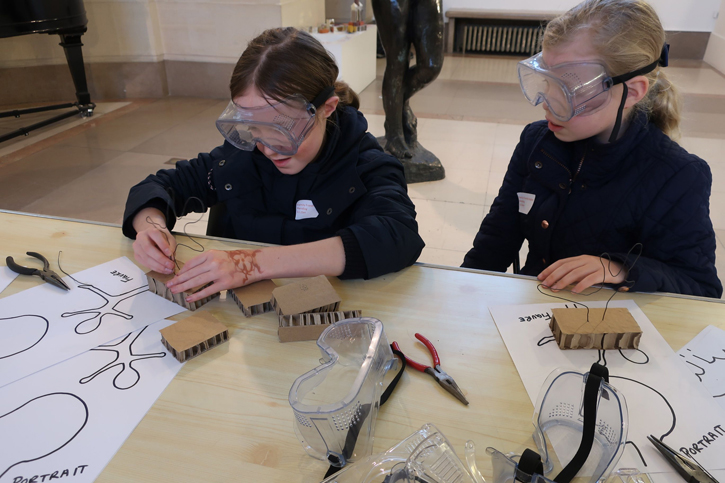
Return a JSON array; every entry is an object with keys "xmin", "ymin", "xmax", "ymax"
[{"xmin": 644, "ymin": 70, "xmax": 681, "ymax": 140}]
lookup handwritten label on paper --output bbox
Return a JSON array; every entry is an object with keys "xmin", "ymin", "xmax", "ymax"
[
  {"xmin": 518, "ymin": 312, "xmax": 551, "ymax": 323},
  {"xmin": 110, "ymin": 270, "xmax": 133, "ymax": 283},
  {"xmin": 680, "ymin": 424, "xmax": 725, "ymax": 457},
  {"xmin": 517, "ymin": 192, "xmax": 535, "ymax": 215},
  {"xmin": 677, "ymin": 325, "xmax": 725, "ymax": 411},
  {"xmin": 12, "ymin": 465, "xmax": 89, "ymax": 482},
  {"xmin": 295, "ymin": 200, "xmax": 319, "ymax": 220}
]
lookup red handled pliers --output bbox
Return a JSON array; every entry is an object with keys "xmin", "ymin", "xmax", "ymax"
[{"xmin": 392, "ymin": 333, "xmax": 469, "ymax": 406}]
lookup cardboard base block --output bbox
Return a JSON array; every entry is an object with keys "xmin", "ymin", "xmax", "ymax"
[
  {"xmin": 271, "ymin": 275, "xmax": 341, "ymax": 316},
  {"xmin": 550, "ymin": 308, "xmax": 642, "ymax": 350},
  {"xmin": 278, "ymin": 310, "xmax": 362, "ymax": 342},
  {"xmin": 147, "ymin": 269, "xmax": 219, "ymax": 311},
  {"xmin": 229, "ymin": 280, "xmax": 276, "ymax": 317},
  {"xmin": 159, "ymin": 312, "xmax": 229, "ymax": 362}
]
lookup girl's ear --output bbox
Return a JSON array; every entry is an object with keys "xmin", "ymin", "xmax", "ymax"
[
  {"xmin": 624, "ymin": 75, "xmax": 650, "ymax": 108},
  {"xmin": 322, "ymin": 96, "xmax": 339, "ymax": 118}
]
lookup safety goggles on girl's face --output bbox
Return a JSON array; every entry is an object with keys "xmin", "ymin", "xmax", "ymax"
[
  {"xmin": 216, "ymin": 87, "xmax": 334, "ymax": 156},
  {"xmin": 517, "ymin": 53, "xmax": 615, "ymax": 122}
]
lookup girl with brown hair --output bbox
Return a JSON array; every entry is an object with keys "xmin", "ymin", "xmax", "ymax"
[
  {"xmin": 123, "ymin": 28, "xmax": 424, "ymax": 301},
  {"xmin": 463, "ymin": 0, "xmax": 722, "ymax": 297}
]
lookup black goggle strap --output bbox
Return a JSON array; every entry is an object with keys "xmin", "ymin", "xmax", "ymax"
[
  {"xmin": 514, "ymin": 363, "xmax": 609, "ymax": 483},
  {"xmin": 607, "ymin": 44, "xmax": 669, "ymax": 143},
  {"xmin": 310, "ymin": 86, "xmax": 336, "ymax": 111},
  {"xmin": 323, "ymin": 345, "xmax": 407, "ymax": 481}
]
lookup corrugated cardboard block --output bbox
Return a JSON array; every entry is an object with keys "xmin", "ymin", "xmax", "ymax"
[
  {"xmin": 278, "ymin": 310, "xmax": 362, "ymax": 343},
  {"xmin": 271, "ymin": 275, "xmax": 341, "ymax": 316},
  {"xmin": 229, "ymin": 280, "xmax": 276, "ymax": 317},
  {"xmin": 147, "ymin": 262, "xmax": 219, "ymax": 311},
  {"xmin": 159, "ymin": 311, "xmax": 229, "ymax": 362},
  {"xmin": 550, "ymin": 308, "xmax": 642, "ymax": 350}
]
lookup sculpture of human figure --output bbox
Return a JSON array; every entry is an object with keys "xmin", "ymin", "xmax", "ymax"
[{"xmin": 371, "ymin": 0, "xmax": 444, "ymax": 160}]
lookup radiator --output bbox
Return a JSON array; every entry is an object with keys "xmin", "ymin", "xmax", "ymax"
[{"xmin": 456, "ymin": 21, "xmax": 546, "ymax": 56}]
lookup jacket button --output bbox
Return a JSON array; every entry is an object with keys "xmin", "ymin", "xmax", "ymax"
[
  {"xmin": 542, "ymin": 258, "xmax": 547, "ymax": 264},
  {"xmin": 581, "ymin": 183, "xmax": 587, "ymax": 190},
  {"xmin": 349, "ymin": 187, "xmax": 355, "ymax": 194},
  {"xmin": 224, "ymin": 183, "xmax": 232, "ymax": 191},
  {"xmin": 559, "ymin": 182, "xmax": 567, "ymax": 190},
  {"xmin": 541, "ymin": 220, "xmax": 549, "ymax": 229},
  {"xmin": 219, "ymin": 160, "xmax": 226, "ymax": 167},
  {"xmin": 326, "ymin": 208, "xmax": 333, "ymax": 215},
  {"xmin": 534, "ymin": 161, "xmax": 543, "ymax": 169},
  {"xmin": 618, "ymin": 286, "xmax": 630, "ymax": 292}
]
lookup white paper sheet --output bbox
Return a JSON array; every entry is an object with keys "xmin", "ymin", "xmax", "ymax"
[
  {"xmin": 677, "ymin": 325, "xmax": 725, "ymax": 412},
  {"xmin": 490, "ymin": 300, "xmax": 725, "ymax": 474},
  {"xmin": 0, "ymin": 319, "xmax": 184, "ymax": 483},
  {"xmin": 0, "ymin": 257, "xmax": 184, "ymax": 389},
  {"xmin": 0, "ymin": 266, "xmax": 19, "ymax": 294}
]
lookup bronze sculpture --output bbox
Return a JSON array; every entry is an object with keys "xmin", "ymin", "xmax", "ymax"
[{"xmin": 371, "ymin": 0, "xmax": 445, "ymax": 182}]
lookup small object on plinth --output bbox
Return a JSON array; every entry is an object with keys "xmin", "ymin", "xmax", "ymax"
[
  {"xmin": 550, "ymin": 308, "xmax": 642, "ymax": 350},
  {"xmin": 376, "ymin": 136, "xmax": 445, "ymax": 183},
  {"xmin": 278, "ymin": 310, "xmax": 363, "ymax": 342},
  {"xmin": 271, "ymin": 275, "xmax": 341, "ymax": 316},
  {"xmin": 160, "ymin": 311, "xmax": 229, "ymax": 363},
  {"xmin": 229, "ymin": 280, "xmax": 276, "ymax": 317},
  {"xmin": 147, "ymin": 262, "xmax": 219, "ymax": 311}
]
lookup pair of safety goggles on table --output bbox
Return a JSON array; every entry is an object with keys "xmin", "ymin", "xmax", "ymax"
[
  {"xmin": 517, "ymin": 45, "xmax": 669, "ymax": 124},
  {"xmin": 215, "ymin": 86, "xmax": 335, "ymax": 156}
]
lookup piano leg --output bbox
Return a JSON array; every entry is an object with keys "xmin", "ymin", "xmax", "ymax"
[{"xmin": 59, "ymin": 30, "xmax": 93, "ymax": 109}]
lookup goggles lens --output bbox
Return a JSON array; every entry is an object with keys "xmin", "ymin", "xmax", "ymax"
[
  {"xmin": 216, "ymin": 95, "xmax": 317, "ymax": 156},
  {"xmin": 518, "ymin": 53, "xmax": 613, "ymax": 122}
]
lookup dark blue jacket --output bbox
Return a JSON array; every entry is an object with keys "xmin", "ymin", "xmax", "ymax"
[
  {"xmin": 463, "ymin": 113, "xmax": 722, "ymax": 298},
  {"xmin": 123, "ymin": 107, "xmax": 424, "ymax": 280}
]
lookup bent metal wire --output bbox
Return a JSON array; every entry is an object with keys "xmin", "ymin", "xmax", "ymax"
[{"xmin": 215, "ymin": 86, "xmax": 334, "ymax": 156}]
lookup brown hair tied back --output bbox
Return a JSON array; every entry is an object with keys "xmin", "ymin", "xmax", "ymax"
[
  {"xmin": 229, "ymin": 28, "xmax": 360, "ymax": 113},
  {"xmin": 543, "ymin": 0, "xmax": 681, "ymax": 139}
]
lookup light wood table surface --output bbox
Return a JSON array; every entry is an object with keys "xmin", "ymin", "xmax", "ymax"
[{"xmin": 3, "ymin": 210, "xmax": 724, "ymax": 482}]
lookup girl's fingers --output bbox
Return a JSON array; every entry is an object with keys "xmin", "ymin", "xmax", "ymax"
[
  {"xmin": 168, "ymin": 263, "xmax": 209, "ymax": 290},
  {"xmin": 178, "ymin": 252, "xmax": 209, "ymax": 273},
  {"xmin": 148, "ymin": 230, "xmax": 175, "ymax": 258},
  {"xmin": 549, "ymin": 264, "xmax": 594, "ymax": 291},
  {"xmin": 185, "ymin": 282, "xmax": 223, "ymax": 303},
  {"xmin": 572, "ymin": 272, "xmax": 604, "ymax": 294},
  {"xmin": 134, "ymin": 238, "xmax": 173, "ymax": 273}
]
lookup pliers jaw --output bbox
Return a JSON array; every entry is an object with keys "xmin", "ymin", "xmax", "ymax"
[
  {"xmin": 42, "ymin": 271, "xmax": 71, "ymax": 291},
  {"xmin": 428, "ymin": 366, "xmax": 470, "ymax": 406}
]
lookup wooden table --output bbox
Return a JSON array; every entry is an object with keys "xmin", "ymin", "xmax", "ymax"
[{"xmin": 3, "ymin": 210, "xmax": 724, "ymax": 482}]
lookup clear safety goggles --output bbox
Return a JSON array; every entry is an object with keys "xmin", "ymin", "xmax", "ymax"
[
  {"xmin": 289, "ymin": 318, "xmax": 398, "ymax": 467},
  {"xmin": 216, "ymin": 86, "xmax": 334, "ymax": 156},
  {"xmin": 488, "ymin": 364, "xmax": 628, "ymax": 483},
  {"xmin": 518, "ymin": 53, "xmax": 615, "ymax": 122},
  {"xmin": 322, "ymin": 423, "xmax": 486, "ymax": 483}
]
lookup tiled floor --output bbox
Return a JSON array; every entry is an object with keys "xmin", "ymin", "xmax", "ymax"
[{"xmin": 1, "ymin": 54, "xmax": 724, "ymax": 294}]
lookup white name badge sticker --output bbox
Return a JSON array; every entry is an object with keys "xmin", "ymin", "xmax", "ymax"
[
  {"xmin": 517, "ymin": 192, "xmax": 536, "ymax": 215},
  {"xmin": 295, "ymin": 200, "xmax": 319, "ymax": 220}
]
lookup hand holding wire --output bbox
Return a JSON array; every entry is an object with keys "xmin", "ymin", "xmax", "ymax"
[
  {"xmin": 538, "ymin": 255, "xmax": 627, "ymax": 294},
  {"xmin": 133, "ymin": 219, "xmax": 177, "ymax": 275}
]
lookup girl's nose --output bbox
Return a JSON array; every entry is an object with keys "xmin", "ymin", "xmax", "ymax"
[{"xmin": 257, "ymin": 143, "xmax": 275, "ymax": 157}]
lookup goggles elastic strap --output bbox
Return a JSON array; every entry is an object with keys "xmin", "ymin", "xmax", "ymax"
[
  {"xmin": 553, "ymin": 363, "xmax": 609, "ymax": 483},
  {"xmin": 516, "ymin": 449, "xmax": 545, "ymax": 483},
  {"xmin": 608, "ymin": 83, "xmax": 629, "ymax": 143},
  {"xmin": 311, "ymin": 86, "xmax": 336, "ymax": 109},
  {"xmin": 323, "ymin": 346, "xmax": 408, "ymax": 479}
]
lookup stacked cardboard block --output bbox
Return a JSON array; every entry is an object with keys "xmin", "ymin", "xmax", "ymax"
[
  {"xmin": 160, "ymin": 312, "xmax": 229, "ymax": 362},
  {"xmin": 550, "ymin": 308, "xmax": 642, "ymax": 350},
  {"xmin": 229, "ymin": 280, "xmax": 276, "ymax": 317},
  {"xmin": 147, "ymin": 262, "xmax": 219, "ymax": 311},
  {"xmin": 271, "ymin": 275, "xmax": 360, "ymax": 342}
]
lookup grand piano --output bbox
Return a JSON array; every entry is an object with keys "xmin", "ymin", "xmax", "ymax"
[{"xmin": 0, "ymin": 0, "xmax": 95, "ymax": 143}]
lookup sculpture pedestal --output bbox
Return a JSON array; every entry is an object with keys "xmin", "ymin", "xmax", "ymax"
[{"xmin": 377, "ymin": 137, "xmax": 445, "ymax": 183}]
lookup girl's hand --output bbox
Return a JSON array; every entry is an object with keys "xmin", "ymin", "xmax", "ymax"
[
  {"xmin": 132, "ymin": 208, "xmax": 177, "ymax": 274},
  {"xmin": 167, "ymin": 249, "xmax": 263, "ymax": 302},
  {"xmin": 537, "ymin": 255, "xmax": 627, "ymax": 294}
]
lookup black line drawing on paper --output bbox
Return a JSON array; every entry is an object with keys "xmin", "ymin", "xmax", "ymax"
[
  {"xmin": 0, "ymin": 315, "xmax": 49, "ymax": 360},
  {"xmin": 0, "ymin": 392, "xmax": 89, "ymax": 479},
  {"xmin": 79, "ymin": 326, "xmax": 166, "ymax": 390},
  {"xmin": 679, "ymin": 347, "xmax": 725, "ymax": 397},
  {"xmin": 60, "ymin": 284, "xmax": 148, "ymax": 335}
]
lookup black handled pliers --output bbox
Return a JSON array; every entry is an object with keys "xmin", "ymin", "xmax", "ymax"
[{"xmin": 6, "ymin": 252, "xmax": 71, "ymax": 291}]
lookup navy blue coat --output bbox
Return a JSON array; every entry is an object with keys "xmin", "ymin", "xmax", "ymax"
[
  {"xmin": 123, "ymin": 107, "xmax": 424, "ymax": 280},
  {"xmin": 463, "ymin": 113, "xmax": 723, "ymax": 298}
]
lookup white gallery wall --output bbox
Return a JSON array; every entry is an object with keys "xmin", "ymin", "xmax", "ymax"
[
  {"xmin": 442, "ymin": 0, "xmax": 721, "ymax": 32},
  {"xmin": 705, "ymin": 0, "xmax": 725, "ymax": 72}
]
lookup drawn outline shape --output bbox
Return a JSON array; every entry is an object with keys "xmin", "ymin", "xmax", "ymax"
[
  {"xmin": 60, "ymin": 283, "xmax": 148, "ymax": 335},
  {"xmin": 0, "ymin": 315, "xmax": 49, "ymax": 360}
]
